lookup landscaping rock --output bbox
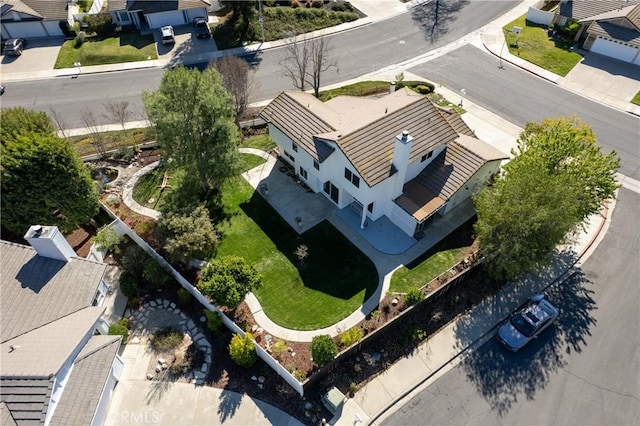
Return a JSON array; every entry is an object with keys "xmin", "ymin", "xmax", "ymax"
[
  {"xmin": 258, "ymin": 376, "xmax": 265, "ymax": 384},
  {"xmin": 147, "ymin": 373, "xmax": 154, "ymax": 380},
  {"xmin": 131, "ymin": 337, "xmax": 141, "ymax": 344},
  {"xmin": 251, "ymin": 376, "xmax": 257, "ymax": 381},
  {"xmin": 158, "ymin": 358, "xmax": 166, "ymax": 364},
  {"xmin": 200, "ymin": 316, "xmax": 206, "ymax": 323},
  {"xmin": 163, "ymin": 300, "xmax": 170, "ymax": 308},
  {"xmin": 170, "ymin": 302, "xmax": 176, "ymax": 309},
  {"xmin": 155, "ymin": 365, "xmax": 161, "ymax": 373},
  {"xmin": 372, "ymin": 352, "xmax": 381, "ymax": 362}
]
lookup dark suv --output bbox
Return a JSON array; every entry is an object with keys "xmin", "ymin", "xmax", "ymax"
[
  {"xmin": 193, "ymin": 17, "xmax": 211, "ymax": 39},
  {"xmin": 3, "ymin": 38, "xmax": 27, "ymax": 56}
]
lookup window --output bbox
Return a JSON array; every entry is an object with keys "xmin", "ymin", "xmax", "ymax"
[
  {"xmin": 284, "ymin": 150, "xmax": 295, "ymax": 162},
  {"xmin": 367, "ymin": 202, "xmax": 374, "ymax": 213},
  {"xmin": 292, "ymin": 142, "xmax": 298, "ymax": 152},
  {"xmin": 344, "ymin": 168, "xmax": 360, "ymax": 188},
  {"xmin": 118, "ymin": 11, "xmax": 130, "ymax": 22},
  {"xmin": 313, "ymin": 160, "xmax": 320, "ymax": 170},
  {"xmin": 299, "ymin": 166, "xmax": 307, "ymax": 180},
  {"xmin": 421, "ymin": 150, "xmax": 433, "ymax": 162}
]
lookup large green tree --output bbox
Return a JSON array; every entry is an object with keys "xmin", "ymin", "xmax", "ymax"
[
  {"xmin": 1, "ymin": 108, "xmax": 99, "ymax": 235},
  {"xmin": 473, "ymin": 116, "xmax": 619, "ymax": 280},
  {"xmin": 157, "ymin": 204, "xmax": 218, "ymax": 264},
  {"xmin": 143, "ymin": 67, "xmax": 240, "ymax": 195}
]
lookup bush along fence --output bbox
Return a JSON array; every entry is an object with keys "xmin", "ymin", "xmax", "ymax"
[
  {"xmin": 100, "ymin": 204, "xmax": 305, "ymax": 396},
  {"xmin": 302, "ymin": 258, "xmax": 481, "ymax": 393}
]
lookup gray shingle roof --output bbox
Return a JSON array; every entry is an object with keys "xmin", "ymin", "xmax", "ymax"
[
  {"xmin": 19, "ymin": 0, "xmax": 68, "ymax": 20},
  {"xmin": 1, "ymin": 0, "xmax": 42, "ymax": 18},
  {"xmin": 587, "ymin": 20, "xmax": 640, "ymax": 45},
  {"xmin": 0, "ymin": 379, "xmax": 52, "ymax": 425},
  {"xmin": 260, "ymin": 89, "xmax": 462, "ymax": 187},
  {"xmin": 559, "ymin": 0, "xmax": 640, "ymax": 21},
  {"xmin": 112, "ymin": 0, "xmax": 209, "ymax": 13},
  {"xmin": 50, "ymin": 336, "xmax": 121, "ymax": 426},
  {"xmin": 0, "ymin": 241, "xmax": 106, "ymax": 343},
  {"xmin": 0, "ymin": 402, "xmax": 19, "ymax": 426}
]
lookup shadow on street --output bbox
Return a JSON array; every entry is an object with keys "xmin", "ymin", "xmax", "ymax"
[
  {"xmin": 410, "ymin": 0, "xmax": 470, "ymax": 43},
  {"xmin": 457, "ymin": 266, "xmax": 597, "ymax": 416}
]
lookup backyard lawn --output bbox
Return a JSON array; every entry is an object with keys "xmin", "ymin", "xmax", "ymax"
[
  {"xmin": 55, "ymin": 32, "xmax": 157, "ymax": 69},
  {"xmin": 390, "ymin": 219, "xmax": 476, "ymax": 293},
  {"xmin": 503, "ymin": 16, "xmax": 583, "ymax": 76},
  {"xmin": 217, "ymin": 176, "xmax": 378, "ymax": 330}
]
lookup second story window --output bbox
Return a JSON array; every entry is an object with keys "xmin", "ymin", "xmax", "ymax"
[
  {"xmin": 421, "ymin": 150, "xmax": 433, "ymax": 162},
  {"xmin": 344, "ymin": 168, "xmax": 360, "ymax": 188},
  {"xmin": 292, "ymin": 142, "xmax": 298, "ymax": 152},
  {"xmin": 313, "ymin": 160, "xmax": 320, "ymax": 170}
]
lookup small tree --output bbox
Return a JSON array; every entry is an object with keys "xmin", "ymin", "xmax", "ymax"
[
  {"xmin": 311, "ymin": 334, "xmax": 338, "ymax": 366},
  {"xmin": 229, "ymin": 333, "xmax": 257, "ymax": 368},
  {"xmin": 103, "ymin": 101, "xmax": 132, "ymax": 135},
  {"xmin": 208, "ymin": 56, "xmax": 256, "ymax": 119},
  {"xmin": 93, "ymin": 225, "xmax": 122, "ymax": 254},
  {"xmin": 204, "ymin": 310, "xmax": 223, "ymax": 333},
  {"xmin": 405, "ymin": 288, "xmax": 424, "ymax": 306},
  {"xmin": 294, "ymin": 244, "xmax": 309, "ymax": 266},
  {"xmin": 474, "ymin": 116, "xmax": 619, "ymax": 280},
  {"xmin": 81, "ymin": 110, "xmax": 107, "ymax": 158},
  {"xmin": 82, "ymin": 13, "xmax": 115, "ymax": 36},
  {"xmin": 280, "ymin": 32, "xmax": 338, "ymax": 97},
  {"xmin": 118, "ymin": 271, "xmax": 138, "ymax": 299},
  {"xmin": 198, "ymin": 255, "xmax": 261, "ymax": 309},
  {"xmin": 157, "ymin": 204, "xmax": 218, "ymax": 264},
  {"xmin": 108, "ymin": 322, "xmax": 129, "ymax": 342}
]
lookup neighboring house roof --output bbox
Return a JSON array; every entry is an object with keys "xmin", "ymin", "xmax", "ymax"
[
  {"xmin": 559, "ymin": 0, "xmax": 640, "ymax": 21},
  {"xmin": 110, "ymin": 0, "xmax": 209, "ymax": 13},
  {"xmin": 0, "ymin": 402, "xmax": 19, "ymax": 426},
  {"xmin": 1, "ymin": 0, "xmax": 42, "ymax": 18},
  {"xmin": 0, "ymin": 379, "xmax": 52, "ymax": 425},
  {"xmin": 0, "ymin": 241, "xmax": 106, "ymax": 343},
  {"xmin": 587, "ymin": 19, "xmax": 640, "ymax": 45},
  {"xmin": 260, "ymin": 88, "xmax": 462, "ymax": 187},
  {"xmin": 50, "ymin": 335, "xmax": 121, "ymax": 426},
  {"xmin": 397, "ymin": 135, "xmax": 508, "ymax": 221},
  {"xmin": 580, "ymin": 3, "xmax": 640, "ymax": 26}
]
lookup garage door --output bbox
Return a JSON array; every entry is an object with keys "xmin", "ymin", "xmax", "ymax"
[
  {"xmin": 2, "ymin": 21, "xmax": 47, "ymax": 38},
  {"xmin": 591, "ymin": 37, "xmax": 638, "ymax": 63},
  {"xmin": 185, "ymin": 8, "xmax": 207, "ymax": 22},
  {"xmin": 146, "ymin": 11, "xmax": 186, "ymax": 29}
]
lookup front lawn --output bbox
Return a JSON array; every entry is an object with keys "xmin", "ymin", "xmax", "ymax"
[
  {"xmin": 632, "ymin": 91, "xmax": 640, "ymax": 106},
  {"xmin": 503, "ymin": 16, "xmax": 583, "ymax": 76},
  {"xmin": 54, "ymin": 32, "xmax": 157, "ymax": 69},
  {"xmin": 217, "ymin": 176, "xmax": 378, "ymax": 330},
  {"xmin": 390, "ymin": 219, "xmax": 476, "ymax": 293}
]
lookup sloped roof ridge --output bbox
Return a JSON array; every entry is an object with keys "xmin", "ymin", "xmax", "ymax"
[
  {"xmin": 338, "ymin": 92, "xmax": 430, "ymax": 141},
  {"xmin": 75, "ymin": 335, "xmax": 121, "ymax": 362},
  {"xmin": 579, "ymin": 3, "xmax": 640, "ymax": 22}
]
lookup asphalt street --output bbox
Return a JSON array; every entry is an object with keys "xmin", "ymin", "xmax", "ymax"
[
  {"xmin": 382, "ymin": 188, "xmax": 640, "ymax": 426},
  {"xmin": 408, "ymin": 44, "xmax": 640, "ymax": 180},
  {"xmin": 0, "ymin": 1, "xmax": 519, "ymax": 128}
]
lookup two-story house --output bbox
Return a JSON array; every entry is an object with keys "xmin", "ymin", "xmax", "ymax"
[{"xmin": 259, "ymin": 87, "xmax": 508, "ymax": 240}]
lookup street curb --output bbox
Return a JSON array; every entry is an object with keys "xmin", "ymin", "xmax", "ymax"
[
  {"xmin": 480, "ymin": 38, "xmax": 558, "ymax": 85},
  {"xmin": 365, "ymin": 202, "xmax": 613, "ymax": 425}
]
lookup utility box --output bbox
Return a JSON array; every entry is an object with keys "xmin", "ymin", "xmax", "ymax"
[{"xmin": 321, "ymin": 387, "xmax": 346, "ymax": 414}]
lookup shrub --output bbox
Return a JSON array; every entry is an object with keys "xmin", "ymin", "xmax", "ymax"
[
  {"xmin": 119, "ymin": 244, "xmax": 149, "ymax": 279},
  {"xmin": 151, "ymin": 327, "xmax": 184, "ymax": 350},
  {"xmin": 109, "ymin": 323, "xmax": 129, "ymax": 342},
  {"xmin": 134, "ymin": 220, "xmax": 154, "ymax": 237},
  {"xmin": 143, "ymin": 260, "xmax": 174, "ymax": 289},
  {"xmin": 185, "ymin": 343, "xmax": 205, "ymax": 369},
  {"xmin": 415, "ymin": 85, "xmax": 431, "ymax": 94},
  {"xmin": 396, "ymin": 80, "xmax": 435, "ymax": 94},
  {"xmin": 111, "ymin": 146, "xmax": 136, "ymax": 162},
  {"xmin": 311, "ymin": 0, "xmax": 323, "ymax": 7},
  {"xmin": 74, "ymin": 31, "xmax": 86, "ymax": 48},
  {"xmin": 331, "ymin": 1, "xmax": 353, "ymax": 12},
  {"xmin": 170, "ymin": 356, "xmax": 189, "ymax": 375},
  {"xmin": 311, "ymin": 334, "xmax": 337, "ymax": 366},
  {"xmin": 204, "ymin": 310, "xmax": 223, "ymax": 333},
  {"xmin": 119, "ymin": 271, "xmax": 138, "ymax": 298},
  {"xmin": 158, "ymin": 204, "xmax": 218, "ymax": 264},
  {"xmin": 198, "ymin": 255, "xmax": 261, "ymax": 309},
  {"xmin": 82, "ymin": 13, "xmax": 115, "ymax": 36},
  {"xmin": 405, "ymin": 288, "xmax": 424, "ymax": 306},
  {"xmin": 117, "ymin": 317, "xmax": 131, "ymax": 329},
  {"xmin": 271, "ymin": 339, "xmax": 288, "ymax": 356},
  {"xmin": 338, "ymin": 326, "xmax": 364, "ymax": 347},
  {"xmin": 291, "ymin": 0, "xmax": 301, "ymax": 7},
  {"xmin": 177, "ymin": 288, "xmax": 192, "ymax": 306},
  {"xmin": 93, "ymin": 225, "xmax": 122, "ymax": 254},
  {"xmin": 229, "ymin": 333, "xmax": 257, "ymax": 368}
]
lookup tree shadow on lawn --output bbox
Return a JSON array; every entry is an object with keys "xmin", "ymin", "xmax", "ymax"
[
  {"xmin": 457, "ymin": 262, "xmax": 597, "ymax": 416},
  {"xmin": 239, "ymin": 191, "xmax": 378, "ymax": 301},
  {"xmin": 411, "ymin": 0, "xmax": 469, "ymax": 43}
]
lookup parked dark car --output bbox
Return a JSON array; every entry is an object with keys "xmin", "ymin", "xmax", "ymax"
[
  {"xmin": 193, "ymin": 17, "xmax": 211, "ymax": 39},
  {"xmin": 3, "ymin": 38, "xmax": 27, "ymax": 56}
]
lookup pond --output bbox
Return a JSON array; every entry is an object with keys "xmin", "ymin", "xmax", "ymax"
[{"xmin": 91, "ymin": 167, "xmax": 119, "ymax": 184}]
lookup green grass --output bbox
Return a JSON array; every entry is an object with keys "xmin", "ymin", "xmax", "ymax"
[
  {"xmin": 318, "ymin": 81, "xmax": 391, "ymax": 101},
  {"xmin": 213, "ymin": 7, "xmax": 358, "ymax": 50},
  {"xmin": 237, "ymin": 153, "xmax": 266, "ymax": 172},
  {"xmin": 632, "ymin": 91, "xmax": 640, "ymax": 106},
  {"xmin": 217, "ymin": 177, "xmax": 378, "ymax": 330},
  {"xmin": 132, "ymin": 165, "xmax": 184, "ymax": 211},
  {"xmin": 390, "ymin": 219, "xmax": 476, "ymax": 293},
  {"xmin": 241, "ymin": 134, "xmax": 277, "ymax": 152},
  {"xmin": 77, "ymin": 0, "xmax": 94, "ymax": 13},
  {"xmin": 54, "ymin": 32, "xmax": 157, "ymax": 68},
  {"xmin": 503, "ymin": 16, "xmax": 583, "ymax": 76}
]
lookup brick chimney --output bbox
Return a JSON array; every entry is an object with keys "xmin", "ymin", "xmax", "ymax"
[
  {"xmin": 24, "ymin": 225, "xmax": 76, "ymax": 262},
  {"xmin": 392, "ymin": 130, "xmax": 413, "ymax": 198}
]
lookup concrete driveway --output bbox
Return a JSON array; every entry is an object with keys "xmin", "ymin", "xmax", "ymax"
[
  {"xmin": 563, "ymin": 52, "xmax": 640, "ymax": 105},
  {"xmin": 153, "ymin": 24, "xmax": 218, "ymax": 67},
  {"xmin": 0, "ymin": 37, "xmax": 65, "ymax": 76}
]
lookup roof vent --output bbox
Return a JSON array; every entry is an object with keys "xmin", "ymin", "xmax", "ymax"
[{"xmin": 33, "ymin": 225, "xmax": 43, "ymax": 236}]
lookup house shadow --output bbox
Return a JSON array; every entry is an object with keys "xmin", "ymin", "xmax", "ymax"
[
  {"xmin": 454, "ymin": 255, "xmax": 597, "ymax": 416},
  {"xmin": 410, "ymin": 0, "xmax": 470, "ymax": 43},
  {"xmin": 578, "ymin": 52, "xmax": 640, "ymax": 79},
  {"xmin": 16, "ymin": 256, "xmax": 65, "ymax": 293}
]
